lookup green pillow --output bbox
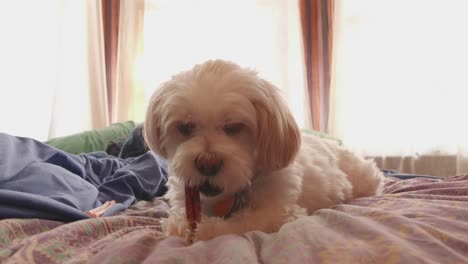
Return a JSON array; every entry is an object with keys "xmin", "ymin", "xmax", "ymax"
[
  {"xmin": 46, "ymin": 121, "xmax": 136, "ymax": 154},
  {"xmin": 301, "ymin": 129, "xmax": 342, "ymax": 145}
]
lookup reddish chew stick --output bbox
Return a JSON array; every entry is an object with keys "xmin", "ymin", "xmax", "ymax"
[{"xmin": 185, "ymin": 186, "xmax": 201, "ymax": 234}]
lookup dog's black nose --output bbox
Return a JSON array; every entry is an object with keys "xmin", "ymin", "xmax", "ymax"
[{"xmin": 195, "ymin": 153, "xmax": 223, "ymax": 176}]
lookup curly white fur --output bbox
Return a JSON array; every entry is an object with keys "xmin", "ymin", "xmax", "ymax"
[{"xmin": 144, "ymin": 59, "xmax": 384, "ymax": 241}]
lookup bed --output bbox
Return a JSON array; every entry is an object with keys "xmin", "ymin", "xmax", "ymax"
[{"xmin": 1, "ymin": 126, "xmax": 468, "ymax": 263}]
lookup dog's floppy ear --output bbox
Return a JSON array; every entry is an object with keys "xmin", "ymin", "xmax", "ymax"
[
  {"xmin": 254, "ymin": 80, "xmax": 301, "ymax": 171},
  {"xmin": 143, "ymin": 83, "xmax": 170, "ymax": 158}
]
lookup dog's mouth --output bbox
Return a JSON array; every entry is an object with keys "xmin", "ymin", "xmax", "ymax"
[{"xmin": 199, "ymin": 181, "xmax": 223, "ymax": 197}]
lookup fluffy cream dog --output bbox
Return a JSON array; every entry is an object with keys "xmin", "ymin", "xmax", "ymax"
[{"xmin": 144, "ymin": 59, "xmax": 384, "ymax": 241}]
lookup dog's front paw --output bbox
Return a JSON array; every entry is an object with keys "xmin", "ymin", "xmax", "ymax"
[
  {"xmin": 160, "ymin": 213, "xmax": 192, "ymax": 241},
  {"xmin": 193, "ymin": 216, "xmax": 229, "ymax": 241}
]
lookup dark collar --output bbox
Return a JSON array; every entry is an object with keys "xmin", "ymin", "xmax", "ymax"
[{"xmin": 225, "ymin": 189, "xmax": 249, "ymax": 219}]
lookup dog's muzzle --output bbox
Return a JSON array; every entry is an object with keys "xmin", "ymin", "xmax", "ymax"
[
  {"xmin": 199, "ymin": 181, "xmax": 223, "ymax": 197},
  {"xmin": 195, "ymin": 153, "xmax": 223, "ymax": 177},
  {"xmin": 194, "ymin": 153, "xmax": 224, "ymax": 196}
]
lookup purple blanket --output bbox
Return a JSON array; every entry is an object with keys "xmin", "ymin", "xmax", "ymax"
[
  {"xmin": 1, "ymin": 175, "xmax": 468, "ymax": 263},
  {"xmin": 0, "ymin": 133, "xmax": 168, "ymax": 222}
]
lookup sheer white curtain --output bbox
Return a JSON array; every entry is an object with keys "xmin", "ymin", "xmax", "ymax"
[
  {"xmin": 0, "ymin": 0, "xmax": 108, "ymax": 141},
  {"xmin": 329, "ymin": 0, "xmax": 468, "ymax": 175},
  {"xmin": 114, "ymin": 0, "xmax": 146, "ymax": 124},
  {"xmin": 137, "ymin": 0, "xmax": 310, "ymax": 129}
]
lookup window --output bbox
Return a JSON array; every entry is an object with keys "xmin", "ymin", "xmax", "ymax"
[
  {"xmin": 139, "ymin": 0, "xmax": 310, "ymax": 128},
  {"xmin": 330, "ymin": 0, "xmax": 468, "ymax": 157}
]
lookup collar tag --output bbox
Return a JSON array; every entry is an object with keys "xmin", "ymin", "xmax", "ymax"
[{"xmin": 212, "ymin": 195, "xmax": 235, "ymax": 217}]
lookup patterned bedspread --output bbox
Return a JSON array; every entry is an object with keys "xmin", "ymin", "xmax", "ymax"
[{"xmin": 2, "ymin": 175, "xmax": 468, "ymax": 264}]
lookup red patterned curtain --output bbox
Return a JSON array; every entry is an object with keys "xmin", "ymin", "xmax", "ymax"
[
  {"xmin": 102, "ymin": 0, "xmax": 120, "ymax": 122},
  {"xmin": 299, "ymin": 0, "xmax": 334, "ymax": 132}
]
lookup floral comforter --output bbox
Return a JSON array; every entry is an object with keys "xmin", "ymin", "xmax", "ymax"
[{"xmin": 2, "ymin": 175, "xmax": 468, "ymax": 263}]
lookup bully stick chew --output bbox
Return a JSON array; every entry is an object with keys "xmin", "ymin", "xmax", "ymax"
[{"xmin": 185, "ymin": 185, "xmax": 201, "ymax": 239}]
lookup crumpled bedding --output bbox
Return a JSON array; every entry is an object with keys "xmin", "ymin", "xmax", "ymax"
[
  {"xmin": 0, "ymin": 133, "xmax": 168, "ymax": 222},
  {"xmin": 1, "ymin": 175, "xmax": 468, "ymax": 263}
]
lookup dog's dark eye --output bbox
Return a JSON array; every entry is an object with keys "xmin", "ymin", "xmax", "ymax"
[
  {"xmin": 223, "ymin": 123, "xmax": 244, "ymax": 135},
  {"xmin": 177, "ymin": 123, "xmax": 195, "ymax": 136}
]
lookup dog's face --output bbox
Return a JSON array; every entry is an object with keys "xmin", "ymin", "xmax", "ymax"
[{"xmin": 144, "ymin": 60, "xmax": 301, "ymax": 197}]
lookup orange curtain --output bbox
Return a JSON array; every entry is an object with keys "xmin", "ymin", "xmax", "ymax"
[
  {"xmin": 299, "ymin": 0, "xmax": 334, "ymax": 132},
  {"xmin": 102, "ymin": 0, "xmax": 120, "ymax": 123}
]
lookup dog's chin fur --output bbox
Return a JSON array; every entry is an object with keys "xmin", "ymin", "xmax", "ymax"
[{"xmin": 144, "ymin": 59, "xmax": 385, "ymax": 242}]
